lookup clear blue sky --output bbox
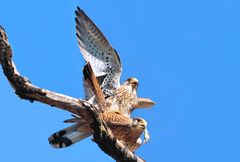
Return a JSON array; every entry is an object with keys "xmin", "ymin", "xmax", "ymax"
[{"xmin": 0, "ymin": 1, "xmax": 239, "ymax": 162}]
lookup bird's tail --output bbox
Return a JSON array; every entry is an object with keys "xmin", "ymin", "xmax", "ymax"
[{"xmin": 48, "ymin": 119, "xmax": 92, "ymax": 148}]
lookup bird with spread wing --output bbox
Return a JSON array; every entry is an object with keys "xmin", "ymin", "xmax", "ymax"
[
  {"xmin": 75, "ymin": 7, "xmax": 155, "ymax": 117},
  {"xmin": 48, "ymin": 7, "xmax": 153, "ymax": 152}
]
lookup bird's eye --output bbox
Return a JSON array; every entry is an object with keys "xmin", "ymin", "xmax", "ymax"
[
  {"xmin": 137, "ymin": 119, "xmax": 142, "ymax": 122},
  {"xmin": 132, "ymin": 81, "xmax": 137, "ymax": 85}
]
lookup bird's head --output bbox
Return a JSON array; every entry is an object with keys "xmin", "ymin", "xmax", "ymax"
[
  {"xmin": 132, "ymin": 117, "xmax": 150, "ymax": 143},
  {"xmin": 124, "ymin": 77, "xmax": 139, "ymax": 91},
  {"xmin": 132, "ymin": 117, "xmax": 147, "ymax": 130}
]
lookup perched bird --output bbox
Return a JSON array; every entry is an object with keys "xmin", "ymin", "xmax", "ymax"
[
  {"xmin": 48, "ymin": 112, "xmax": 148, "ymax": 152},
  {"xmin": 48, "ymin": 7, "xmax": 153, "ymax": 152},
  {"xmin": 75, "ymin": 7, "xmax": 155, "ymax": 117}
]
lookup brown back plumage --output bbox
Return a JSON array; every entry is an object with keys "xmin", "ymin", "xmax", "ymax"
[{"xmin": 49, "ymin": 112, "xmax": 146, "ymax": 151}]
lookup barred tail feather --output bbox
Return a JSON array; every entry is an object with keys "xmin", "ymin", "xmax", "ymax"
[{"xmin": 48, "ymin": 123, "xmax": 92, "ymax": 148}]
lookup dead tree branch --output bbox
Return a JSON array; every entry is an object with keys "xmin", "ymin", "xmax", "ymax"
[{"xmin": 0, "ymin": 26, "xmax": 145, "ymax": 162}]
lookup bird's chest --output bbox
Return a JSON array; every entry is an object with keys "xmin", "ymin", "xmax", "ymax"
[{"xmin": 105, "ymin": 87, "xmax": 137, "ymax": 113}]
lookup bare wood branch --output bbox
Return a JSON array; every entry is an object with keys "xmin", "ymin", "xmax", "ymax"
[
  {"xmin": 0, "ymin": 26, "xmax": 145, "ymax": 162},
  {"xmin": 0, "ymin": 26, "xmax": 90, "ymax": 119}
]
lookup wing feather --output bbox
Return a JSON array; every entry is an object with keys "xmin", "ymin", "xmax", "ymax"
[
  {"xmin": 75, "ymin": 7, "xmax": 122, "ymax": 98},
  {"xmin": 99, "ymin": 112, "xmax": 132, "ymax": 127}
]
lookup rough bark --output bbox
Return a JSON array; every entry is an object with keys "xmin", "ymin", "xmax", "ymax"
[{"xmin": 0, "ymin": 26, "xmax": 145, "ymax": 162}]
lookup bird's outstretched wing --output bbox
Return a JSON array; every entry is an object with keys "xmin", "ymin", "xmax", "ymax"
[{"xmin": 75, "ymin": 7, "xmax": 122, "ymax": 99}]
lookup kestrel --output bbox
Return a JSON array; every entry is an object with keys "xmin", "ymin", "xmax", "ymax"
[
  {"xmin": 75, "ymin": 7, "xmax": 155, "ymax": 117},
  {"xmin": 48, "ymin": 112, "xmax": 148, "ymax": 152},
  {"xmin": 48, "ymin": 7, "xmax": 152, "ymax": 152}
]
